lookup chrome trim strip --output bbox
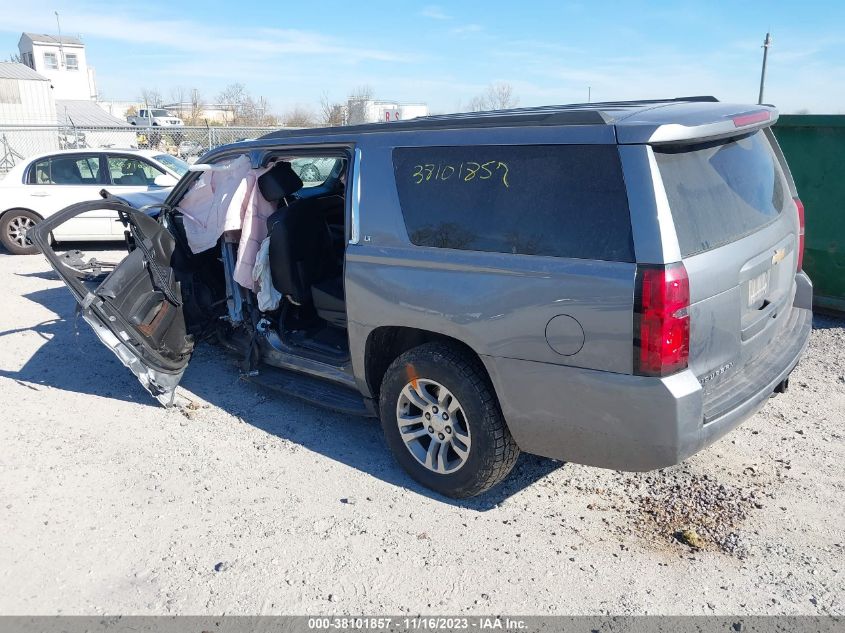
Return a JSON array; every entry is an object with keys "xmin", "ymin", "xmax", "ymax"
[{"xmin": 349, "ymin": 146, "xmax": 362, "ymax": 244}]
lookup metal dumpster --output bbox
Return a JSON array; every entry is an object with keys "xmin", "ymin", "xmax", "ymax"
[{"xmin": 774, "ymin": 115, "xmax": 845, "ymax": 313}]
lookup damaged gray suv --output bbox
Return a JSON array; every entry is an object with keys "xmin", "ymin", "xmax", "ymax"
[{"xmin": 31, "ymin": 97, "xmax": 812, "ymax": 498}]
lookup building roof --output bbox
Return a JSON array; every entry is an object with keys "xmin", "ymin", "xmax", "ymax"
[
  {"xmin": 56, "ymin": 100, "xmax": 131, "ymax": 127},
  {"xmin": 0, "ymin": 62, "xmax": 49, "ymax": 81},
  {"xmin": 22, "ymin": 32, "xmax": 84, "ymax": 47}
]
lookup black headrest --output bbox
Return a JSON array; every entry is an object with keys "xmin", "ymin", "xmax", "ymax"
[{"xmin": 258, "ymin": 162, "xmax": 303, "ymax": 202}]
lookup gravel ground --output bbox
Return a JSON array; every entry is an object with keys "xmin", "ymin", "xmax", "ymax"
[{"xmin": 0, "ymin": 246, "xmax": 843, "ymax": 615}]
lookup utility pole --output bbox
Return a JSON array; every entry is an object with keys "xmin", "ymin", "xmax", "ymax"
[
  {"xmin": 588, "ymin": 86, "xmax": 591, "ymax": 103},
  {"xmin": 54, "ymin": 11, "xmax": 65, "ymax": 67},
  {"xmin": 758, "ymin": 32, "xmax": 772, "ymax": 105}
]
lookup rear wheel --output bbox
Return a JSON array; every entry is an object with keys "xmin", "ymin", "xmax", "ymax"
[
  {"xmin": 0, "ymin": 209, "xmax": 41, "ymax": 255},
  {"xmin": 379, "ymin": 342, "xmax": 519, "ymax": 498}
]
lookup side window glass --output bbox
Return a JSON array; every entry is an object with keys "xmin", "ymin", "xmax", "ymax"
[
  {"xmin": 29, "ymin": 159, "xmax": 51, "ymax": 184},
  {"xmin": 291, "ymin": 158, "xmax": 341, "ymax": 188},
  {"xmin": 392, "ymin": 145, "xmax": 635, "ymax": 262},
  {"xmin": 31, "ymin": 155, "xmax": 100, "ymax": 185},
  {"xmin": 139, "ymin": 159, "xmax": 166, "ymax": 180},
  {"xmin": 75, "ymin": 156, "xmax": 101, "ymax": 183},
  {"xmin": 108, "ymin": 156, "xmax": 163, "ymax": 186}
]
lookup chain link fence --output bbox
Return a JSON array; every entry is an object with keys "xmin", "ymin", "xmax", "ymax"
[{"xmin": 0, "ymin": 125, "xmax": 282, "ymax": 175}]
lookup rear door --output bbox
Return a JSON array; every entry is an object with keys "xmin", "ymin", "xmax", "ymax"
[
  {"xmin": 28, "ymin": 200, "xmax": 193, "ymax": 406},
  {"xmin": 653, "ymin": 128, "xmax": 800, "ymax": 417}
]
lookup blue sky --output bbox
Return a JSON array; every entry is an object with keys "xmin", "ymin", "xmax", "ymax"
[{"xmin": 2, "ymin": 0, "xmax": 843, "ymax": 115}]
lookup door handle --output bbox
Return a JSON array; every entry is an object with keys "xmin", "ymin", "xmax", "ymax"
[{"xmin": 30, "ymin": 192, "xmax": 50, "ymax": 197}]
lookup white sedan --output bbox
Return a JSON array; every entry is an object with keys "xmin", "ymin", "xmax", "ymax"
[{"xmin": 0, "ymin": 148, "xmax": 188, "ymax": 254}]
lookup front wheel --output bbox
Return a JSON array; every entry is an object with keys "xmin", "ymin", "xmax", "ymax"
[
  {"xmin": 0, "ymin": 209, "xmax": 41, "ymax": 255},
  {"xmin": 379, "ymin": 342, "xmax": 519, "ymax": 498}
]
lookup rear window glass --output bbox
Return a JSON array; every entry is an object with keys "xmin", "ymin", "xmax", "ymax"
[
  {"xmin": 392, "ymin": 145, "xmax": 634, "ymax": 262},
  {"xmin": 655, "ymin": 131, "xmax": 787, "ymax": 257}
]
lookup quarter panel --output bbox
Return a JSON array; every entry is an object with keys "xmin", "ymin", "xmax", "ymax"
[{"xmin": 346, "ymin": 244, "xmax": 636, "ymax": 392}]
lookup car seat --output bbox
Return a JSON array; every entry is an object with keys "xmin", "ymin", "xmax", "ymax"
[
  {"xmin": 50, "ymin": 159, "xmax": 84, "ymax": 184},
  {"xmin": 261, "ymin": 162, "xmax": 346, "ymax": 328}
]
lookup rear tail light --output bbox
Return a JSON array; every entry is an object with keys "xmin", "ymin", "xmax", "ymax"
[
  {"xmin": 634, "ymin": 263, "xmax": 690, "ymax": 377},
  {"xmin": 794, "ymin": 197, "xmax": 805, "ymax": 272},
  {"xmin": 731, "ymin": 110, "xmax": 771, "ymax": 127}
]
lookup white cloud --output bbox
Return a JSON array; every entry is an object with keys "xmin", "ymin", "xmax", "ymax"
[
  {"xmin": 1, "ymin": 6, "xmax": 407, "ymax": 63},
  {"xmin": 451, "ymin": 24, "xmax": 483, "ymax": 36},
  {"xmin": 419, "ymin": 5, "xmax": 451, "ymax": 20}
]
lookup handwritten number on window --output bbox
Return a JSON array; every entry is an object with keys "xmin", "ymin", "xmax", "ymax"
[{"xmin": 411, "ymin": 161, "xmax": 510, "ymax": 188}]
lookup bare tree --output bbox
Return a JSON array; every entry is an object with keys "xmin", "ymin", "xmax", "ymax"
[
  {"xmin": 186, "ymin": 88, "xmax": 205, "ymax": 125},
  {"xmin": 169, "ymin": 86, "xmax": 188, "ymax": 120},
  {"xmin": 213, "ymin": 83, "xmax": 279, "ymax": 126},
  {"xmin": 467, "ymin": 95, "xmax": 486, "ymax": 112},
  {"xmin": 486, "ymin": 82, "xmax": 518, "ymax": 109},
  {"xmin": 347, "ymin": 84, "xmax": 375, "ymax": 125},
  {"xmin": 282, "ymin": 105, "xmax": 316, "ymax": 128},
  {"xmin": 349, "ymin": 85, "xmax": 374, "ymax": 101},
  {"xmin": 217, "ymin": 83, "xmax": 248, "ymax": 125},
  {"xmin": 8, "ymin": 52, "xmax": 22, "ymax": 63},
  {"xmin": 320, "ymin": 92, "xmax": 346, "ymax": 126},
  {"xmin": 468, "ymin": 82, "xmax": 519, "ymax": 111},
  {"xmin": 139, "ymin": 88, "xmax": 163, "ymax": 109}
]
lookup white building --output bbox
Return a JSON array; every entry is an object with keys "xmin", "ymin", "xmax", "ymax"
[
  {"xmin": 347, "ymin": 99, "xmax": 429, "ymax": 124},
  {"xmin": 0, "ymin": 62, "xmax": 57, "ymax": 125},
  {"xmin": 0, "ymin": 62, "xmax": 60, "ymax": 173},
  {"xmin": 161, "ymin": 102, "xmax": 233, "ymax": 124},
  {"xmin": 18, "ymin": 32, "xmax": 97, "ymax": 101}
]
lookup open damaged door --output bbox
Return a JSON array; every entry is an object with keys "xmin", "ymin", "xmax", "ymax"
[{"xmin": 29, "ymin": 200, "xmax": 193, "ymax": 406}]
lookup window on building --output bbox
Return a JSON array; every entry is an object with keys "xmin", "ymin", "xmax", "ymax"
[
  {"xmin": 43, "ymin": 52, "xmax": 58, "ymax": 70},
  {"xmin": 392, "ymin": 145, "xmax": 635, "ymax": 262},
  {"xmin": 24, "ymin": 52, "xmax": 35, "ymax": 69},
  {"xmin": 65, "ymin": 53, "xmax": 78, "ymax": 70}
]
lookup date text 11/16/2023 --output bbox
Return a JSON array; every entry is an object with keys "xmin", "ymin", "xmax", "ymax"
[{"xmin": 410, "ymin": 161, "xmax": 510, "ymax": 187}]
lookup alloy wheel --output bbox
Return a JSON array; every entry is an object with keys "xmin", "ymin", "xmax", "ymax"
[
  {"xmin": 395, "ymin": 378, "xmax": 471, "ymax": 474},
  {"xmin": 6, "ymin": 215, "xmax": 36, "ymax": 248}
]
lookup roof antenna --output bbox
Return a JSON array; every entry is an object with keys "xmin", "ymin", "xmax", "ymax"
[
  {"xmin": 757, "ymin": 32, "xmax": 772, "ymax": 105},
  {"xmin": 54, "ymin": 11, "xmax": 65, "ymax": 67}
]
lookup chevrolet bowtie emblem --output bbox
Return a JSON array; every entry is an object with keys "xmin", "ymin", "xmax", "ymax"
[{"xmin": 772, "ymin": 248, "xmax": 787, "ymax": 265}]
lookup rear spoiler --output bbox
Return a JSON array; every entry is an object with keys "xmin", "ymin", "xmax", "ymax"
[{"xmin": 616, "ymin": 104, "xmax": 779, "ymax": 145}]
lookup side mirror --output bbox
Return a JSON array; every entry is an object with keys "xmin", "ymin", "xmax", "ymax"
[{"xmin": 153, "ymin": 174, "xmax": 178, "ymax": 187}]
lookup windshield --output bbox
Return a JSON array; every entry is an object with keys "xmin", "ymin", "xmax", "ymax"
[
  {"xmin": 148, "ymin": 109, "xmax": 170, "ymax": 117},
  {"xmin": 153, "ymin": 154, "xmax": 189, "ymax": 177}
]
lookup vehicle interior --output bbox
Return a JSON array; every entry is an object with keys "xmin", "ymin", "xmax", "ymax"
[
  {"xmin": 31, "ymin": 156, "xmax": 101, "ymax": 185},
  {"xmin": 109, "ymin": 157, "xmax": 161, "ymax": 186},
  {"xmin": 169, "ymin": 151, "xmax": 352, "ymax": 374}
]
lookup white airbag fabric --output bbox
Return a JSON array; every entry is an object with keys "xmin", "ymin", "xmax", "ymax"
[{"xmin": 252, "ymin": 237, "xmax": 282, "ymax": 312}]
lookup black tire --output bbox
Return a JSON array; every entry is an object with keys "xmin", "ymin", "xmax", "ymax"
[
  {"xmin": 379, "ymin": 342, "xmax": 519, "ymax": 498},
  {"xmin": 0, "ymin": 209, "xmax": 41, "ymax": 255}
]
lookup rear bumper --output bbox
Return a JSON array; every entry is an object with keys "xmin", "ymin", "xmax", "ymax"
[{"xmin": 482, "ymin": 274, "xmax": 813, "ymax": 471}]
